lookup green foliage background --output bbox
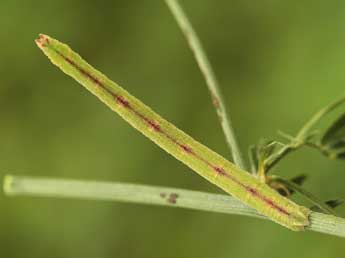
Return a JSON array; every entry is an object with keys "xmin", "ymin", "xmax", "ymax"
[{"xmin": 1, "ymin": 1, "xmax": 345, "ymax": 257}]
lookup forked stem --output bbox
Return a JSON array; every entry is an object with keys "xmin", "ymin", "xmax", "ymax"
[
  {"xmin": 265, "ymin": 94, "xmax": 345, "ymax": 172},
  {"xmin": 296, "ymin": 94, "xmax": 345, "ymax": 140},
  {"xmin": 4, "ymin": 175, "xmax": 345, "ymax": 238},
  {"xmin": 165, "ymin": 0, "xmax": 246, "ymax": 169}
]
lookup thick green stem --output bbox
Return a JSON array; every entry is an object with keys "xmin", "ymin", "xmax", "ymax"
[
  {"xmin": 4, "ymin": 175, "xmax": 345, "ymax": 238},
  {"xmin": 165, "ymin": 0, "xmax": 246, "ymax": 169}
]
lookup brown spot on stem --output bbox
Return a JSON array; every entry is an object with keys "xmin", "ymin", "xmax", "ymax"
[
  {"xmin": 167, "ymin": 193, "xmax": 179, "ymax": 204},
  {"xmin": 212, "ymin": 95, "xmax": 220, "ymax": 109},
  {"xmin": 160, "ymin": 193, "xmax": 166, "ymax": 198}
]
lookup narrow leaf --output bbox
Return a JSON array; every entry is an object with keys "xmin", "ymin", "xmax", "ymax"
[
  {"xmin": 286, "ymin": 174, "xmax": 307, "ymax": 195},
  {"xmin": 290, "ymin": 174, "xmax": 307, "ymax": 186},
  {"xmin": 321, "ymin": 113, "xmax": 345, "ymax": 146},
  {"xmin": 311, "ymin": 199, "xmax": 344, "ymax": 212},
  {"xmin": 325, "ymin": 199, "xmax": 344, "ymax": 208}
]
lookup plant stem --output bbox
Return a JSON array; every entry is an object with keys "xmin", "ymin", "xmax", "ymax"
[
  {"xmin": 265, "ymin": 145, "xmax": 294, "ymax": 172},
  {"xmin": 4, "ymin": 175, "xmax": 345, "ymax": 238},
  {"xmin": 296, "ymin": 94, "xmax": 345, "ymax": 140},
  {"xmin": 265, "ymin": 94, "xmax": 345, "ymax": 172},
  {"xmin": 165, "ymin": 0, "xmax": 246, "ymax": 169}
]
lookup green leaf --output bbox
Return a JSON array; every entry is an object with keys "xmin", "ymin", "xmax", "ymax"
[
  {"xmin": 321, "ymin": 113, "xmax": 345, "ymax": 146},
  {"xmin": 290, "ymin": 174, "xmax": 307, "ymax": 185},
  {"xmin": 287, "ymin": 174, "xmax": 307, "ymax": 195},
  {"xmin": 314, "ymin": 112, "xmax": 345, "ymax": 160},
  {"xmin": 325, "ymin": 146, "xmax": 345, "ymax": 160},
  {"xmin": 310, "ymin": 199, "xmax": 344, "ymax": 212},
  {"xmin": 325, "ymin": 199, "xmax": 344, "ymax": 208}
]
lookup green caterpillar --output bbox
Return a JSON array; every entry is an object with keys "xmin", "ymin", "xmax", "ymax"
[{"xmin": 35, "ymin": 34, "xmax": 310, "ymax": 231}]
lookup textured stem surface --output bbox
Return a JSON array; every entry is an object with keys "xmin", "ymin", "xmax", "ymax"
[
  {"xmin": 165, "ymin": 0, "xmax": 246, "ymax": 169},
  {"xmin": 4, "ymin": 175, "xmax": 345, "ymax": 238}
]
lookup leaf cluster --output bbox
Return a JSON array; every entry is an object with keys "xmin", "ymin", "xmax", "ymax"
[{"xmin": 248, "ymin": 96, "xmax": 345, "ymax": 215}]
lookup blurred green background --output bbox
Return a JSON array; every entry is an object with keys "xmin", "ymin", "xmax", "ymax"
[{"xmin": 1, "ymin": 0, "xmax": 345, "ymax": 257}]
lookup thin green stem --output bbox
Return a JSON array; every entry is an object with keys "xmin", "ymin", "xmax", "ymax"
[
  {"xmin": 4, "ymin": 175, "xmax": 345, "ymax": 238},
  {"xmin": 265, "ymin": 145, "xmax": 294, "ymax": 172},
  {"xmin": 165, "ymin": 0, "xmax": 246, "ymax": 169},
  {"xmin": 296, "ymin": 94, "xmax": 345, "ymax": 140},
  {"xmin": 265, "ymin": 94, "xmax": 345, "ymax": 172}
]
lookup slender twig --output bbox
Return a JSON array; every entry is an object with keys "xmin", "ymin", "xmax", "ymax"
[
  {"xmin": 4, "ymin": 175, "xmax": 345, "ymax": 238},
  {"xmin": 165, "ymin": 0, "xmax": 246, "ymax": 169},
  {"xmin": 265, "ymin": 94, "xmax": 345, "ymax": 172},
  {"xmin": 295, "ymin": 94, "xmax": 345, "ymax": 140},
  {"xmin": 265, "ymin": 145, "xmax": 294, "ymax": 172}
]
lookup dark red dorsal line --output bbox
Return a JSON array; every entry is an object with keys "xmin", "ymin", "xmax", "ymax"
[
  {"xmin": 116, "ymin": 95, "xmax": 130, "ymax": 108},
  {"xmin": 53, "ymin": 47, "xmax": 290, "ymax": 217}
]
